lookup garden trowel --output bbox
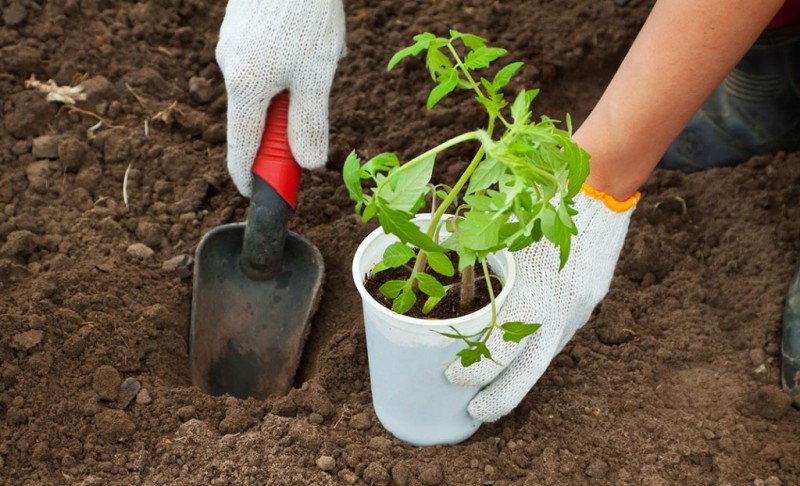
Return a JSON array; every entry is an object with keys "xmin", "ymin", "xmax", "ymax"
[{"xmin": 190, "ymin": 91, "xmax": 324, "ymax": 400}]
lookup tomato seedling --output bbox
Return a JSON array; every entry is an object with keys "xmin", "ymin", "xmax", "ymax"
[{"xmin": 343, "ymin": 31, "xmax": 590, "ymax": 366}]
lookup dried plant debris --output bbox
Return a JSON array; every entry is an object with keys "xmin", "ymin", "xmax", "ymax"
[{"xmin": 25, "ymin": 76, "xmax": 86, "ymax": 105}]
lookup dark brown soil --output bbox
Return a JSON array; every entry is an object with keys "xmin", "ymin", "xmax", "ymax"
[{"xmin": 1, "ymin": 1, "xmax": 799, "ymax": 485}]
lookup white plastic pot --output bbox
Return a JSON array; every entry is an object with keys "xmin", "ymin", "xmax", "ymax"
[{"xmin": 351, "ymin": 214, "xmax": 516, "ymax": 446}]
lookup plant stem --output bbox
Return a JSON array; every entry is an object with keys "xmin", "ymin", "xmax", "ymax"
[
  {"xmin": 427, "ymin": 117, "xmax": 496, "ymax": 239},
  {"xmin": 459, "ymin": 264, "xmax": 474, "ymax": 311},
  {"xmin": 446, "ymin": 42, "xmax": 511, "ymax": 126},
  {"xmin": 480, "ymin": 256, "xmax": 498, "ymax": 345},
  {"xmin": 403, "ymin": 131, "xmax": 479, "ymax": 169}
]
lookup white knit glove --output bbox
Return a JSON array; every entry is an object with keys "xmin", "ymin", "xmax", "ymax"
[
  {"xmin": 446, "ymin": 187, "xmax": 640, "ymax": 422},
  {"xmin": 216, "ymin": 0, "xmax": 346, "ymax": 197}
]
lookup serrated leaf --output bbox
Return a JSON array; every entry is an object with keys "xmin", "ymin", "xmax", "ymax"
[
  {"xmin": 511, "ymin": 89, "xmax": 531, "ymax": 125},
  {"xmin": 464, "ymin": 46, "xmax": 506, "ymax": 69},
  {"xmin": 379, "ymin": 279, "xmax": 407, "ymax": 299},
  {"xmin": 381, "ymin": 154, "xmax": 434, "ymax": 212},
  {"xmin": 450, "ymin": 30, "xmax": 486, "ymax": 49},
  {"xmin": 415, "ymin": 272, "xmax": 446, "ymax": 298},
  {"xmin": 377, "ymin": 203, "xmax": 447, "ymax": 253},
  {"xmin": 426, "ymin": 47, "xmax": 453, "ymax": 80},
  {"xmin": 493, "ymin": 62, "xmax": 523, "ymax": 90},
  {"xmin": 426, "ymin": 251, "xmax": 455, "ymax": 277},
  {"xmin": 413, "ymin": 32, "xmax": 436, "ymax": 43},
  {"xmin": 480, "ymin": 77, "xmax": 496, "ymax": 96},
  {"xmin": 382, "ymin": 242, "xmax": 415, "ymax": 268},
  {"xmin": 467, "ymin": 156, "xmax": 505, "ymax": 194},
  {"xmin": 476, "ymin": 96, "xmax": 501, "ymax": 118},
  {"xmin": 457, "ymin": 343, "xmax": 492, "ymax": 367},
  {"xmin": 392, "ymin": 285, "xmax": 417, "ymax": 314},
  {"xmin": 500, "ymin": 321, "xmax": 542, "ymax": 343},
  {"xmin": 361, "ymin": 152, "xmax": 400, "ymax": 178},
  {"xmin": 459, "ymin": 211, "xmax": 505, "ymax": 251}
]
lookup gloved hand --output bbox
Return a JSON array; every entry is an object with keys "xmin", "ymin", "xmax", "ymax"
[
  {"xmin": 215, "ymin": 0, "xmax": 346, "ymax": 197},
  {"xmin": 445, "ymin": 185, "xmax": 640, "ymax": 422}
]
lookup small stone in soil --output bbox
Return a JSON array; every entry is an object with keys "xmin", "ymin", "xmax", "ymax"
[
  {"xmin": 127, "ymin": 243, "xmax": 154, "ymax": 259},
  {"xmin": 316, "ymin": 455, "xmax": 336, "ymax": 472},
  {"xmin": 118, "ymin": 378, "xmax": 141, "ymax": 408},
  {"xmin": 135, "ymin": 388, "xmax": 152, "ymax": 405},
  {"xmin": 349, "ymin": 412, "xmax": 371, "ymax": 430}
]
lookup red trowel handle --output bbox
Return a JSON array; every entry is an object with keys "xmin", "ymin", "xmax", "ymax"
[
  {"xmin": 240, "ymin": 91, "xmax": 299, "ymax": 280},
  {"xmin": 252, "ymin": 91, "xmax": 301, "ymax": 209}
]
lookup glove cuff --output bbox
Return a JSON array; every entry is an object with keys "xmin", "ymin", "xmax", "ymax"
[{"xmin": 580, "ymin": 183, "xmax": 641, "ymax": 213}]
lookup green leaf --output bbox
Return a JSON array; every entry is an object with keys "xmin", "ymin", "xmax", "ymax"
[
  {"xmin": 382, "ymin": 242, "xmax": 415, "ymax": 268},
  {"xmin": 413, "ymin": 32, "xmax": 437, "ymax": 44},
  {"xmin": 381, "ymin": 154, "xmax": 435, "ymax": 212},
  {"xmin": 379, "ymin": 279, "xmax": 407, "ymax": 299},
  {"xmin": 476, "ymin": 96, "xmax": 501, "ymax": 118},
  {"xmin": 464, "ymin": 46, "xmax": 507, "ymax": 69},
  {"xmin": 392, "ymin": 285, "xmax": 417, "ymax": 314},
  {"xmin": 377, "ymin": 203, "xmax": 447, "ymax": 253},
  {"xmin": 361, "ymin": 152, "xmax": 400, "ymax": 178},
  {"xmin": 540, "ymin": 205, "xmax": 571, "ymax": 268},
  {"xmin": 457, "ymin": 248, "xmax": 477, "ymax": 273},
  {"xmin": 342, "ymin": 151, "xmax": 363, "ymax": 206},
  {"xmin": 500, "ymin": 321, "xmax": 542, "ymax": 343},
  {"xmin": 371, "ymin": 260, "xmax": 389, "ymax": 274},
  {"xmin": 426, "ymin": 47, "xmax": 453, "ymax": 80},
  {"xmin": 459, "ymin": 211, "xmax": 505, "ymax": 251},
  {"xmin": 361, "ymin": 201, "xmax": 378, "ymax": 222},
  {"xmin": 510, "ymin": 89, "xmax": 531, "ymax": 125},
  {"xmin": 457, "ymin": 343, "xmax": 492, "ymax": 367},
  {"xmin": 427, "ymin": 78, "xmax": 457, "ymax": 110},
  {"xmin": 450, "ymin": 30, "xmax": 486, "ymax": 49},
  {"xmin": 480, "ymin": 78, "xmax": 496, "ymax": 96},
  {"xmin": 426, "ymin": 251, "xmax": 455, "ymax": 277},
  {"xmin": 467, "ymin": 156, "xmax": 505, "ymax": 194},
  {"xmin": 422, "ymin": 295, "xmax": 442, "ymax": 314},
  {"xmin": 415, "ymin": 272, "xmax": 446, "ymax": 298},
  {"xmin": 463, "ymin": 194, "xmax": 493, "ymax": 212},
  {"xmin": 387, "ymin": 43, "xmax": 426, "ymax": 71},
  {"xmin": 493, "ymin": 62, "xmax": 523, "ymax": 90}
]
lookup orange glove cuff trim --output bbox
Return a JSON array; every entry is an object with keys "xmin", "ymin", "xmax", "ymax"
[{"xmin": 580, "ymin": 184, "xmax": 641, "ymax": 212}]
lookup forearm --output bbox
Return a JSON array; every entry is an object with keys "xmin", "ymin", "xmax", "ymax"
[{"xmin": 577, "ymin": 0, "xmax": 785, "ymax": 200}]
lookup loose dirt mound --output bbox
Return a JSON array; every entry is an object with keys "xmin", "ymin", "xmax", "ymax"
[{"xmin": 1, "ymin": 1, "xmax": 798, "ymax": 485}]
